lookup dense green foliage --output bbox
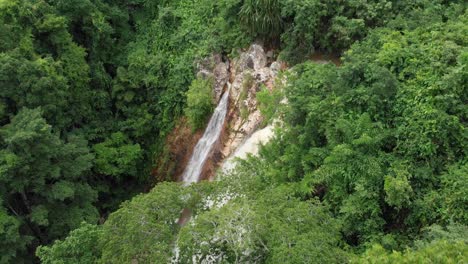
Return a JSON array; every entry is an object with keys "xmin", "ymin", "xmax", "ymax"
[
  {"xmin": 0, "ymin": 108, "xmax": 97, "ymax": 261},
  {"xmin": 276, "ymin": 15, "xmax": 467, "ymax": 246},
  {"xmin": 257, "ymin": 77, "xmax": 284, "ymax": 125},
  {"xmin": 237, "ymin": 0, "xmax": 467, "ymax": 64},
  {"xmin": 245, "ymin": 5, "xmax": 467, "ymax": 259},
  {"xmin": 36, "ymin": 223, "xmax": 103, "ymax": 264},
  {"xmin": 239, "ymin": 0, "xmax": 282, "ymax": 40},
  {"xmin": 177, "ymin": 185, "xmax": 347, "ymax": 263},
  {"xmin": 0, "ymin": 200, "xmax": 28, "ymax": 263},
  {"xmin": 355, "ymin": 240, "xmax": 467, "ymax": 263},
  {"xmin": 184, "ymin": 77, "xmax": 215, "ymax": 131},
  {"xmin": 0, "ymin": 0, "xmax": 248, "ymax": 261},
  {"xmin": 354, "ymin": 224, "xmax": 468, "ymax": 263},
  {"xmin": 0, "ymin": 0, "xmax": 466, "ymax": 263}
]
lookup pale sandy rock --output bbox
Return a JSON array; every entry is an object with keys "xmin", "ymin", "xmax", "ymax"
[
  {"xmin": 235, "ymin": 44, "xmax": 267, "ymax": 72},
  {"xmin": 221, "ymin": 110, "xmax": 263, "ymax": 158},
  {"xmin": 270, "ymin": 61, "xmax": 282, "ymax": 73},
  {"xmin": 230, "ymin": 69, "xmax": 253, "ymax": 104},
  {"xmin": 266, "ymin": 50, "xmax": 274, "ymax": 59},
  {"xmin": 213, "ymin": 61, "xmax": 229, "ymax": 102},
  {"xmin": 196, "ymin": 53, "xmax": 229, "ymax": 103},
  {"xmin": 220, "ymin": 44, "xmax": 280, "ymax": 158},
  {"xmin": 221, "ymin": 124, "xmax": 275, "ymax": 173},
  {"xmin": 254, "ymin": 67, "xmax": 273, "ymax": 84}
]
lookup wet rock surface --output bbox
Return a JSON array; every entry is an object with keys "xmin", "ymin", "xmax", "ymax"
[
  {"xmin": 192, "ymin": 44, "xmax": 286, "ymax": 181},
  {"xmin": 159, "ymin": 44, "xmax": 283, "ymax": 182},
  {"xmin": 196, "ymin": 54, "xmax": 229, "ymax": 103},
  {"xmin": 220, "ymin": 44, "xmax": 281, "ymax": 163}
]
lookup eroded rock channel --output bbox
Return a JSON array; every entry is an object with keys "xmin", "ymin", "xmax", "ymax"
[{"xmin": 155, "ymin": 44, "xmax": 284, "ymax": 184}]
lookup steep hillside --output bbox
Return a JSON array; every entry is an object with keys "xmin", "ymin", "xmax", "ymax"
[{"xmin": 0, "ymin": 0, "xmax": 465, "ymax": 263}]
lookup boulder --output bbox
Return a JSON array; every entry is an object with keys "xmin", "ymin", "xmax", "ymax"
[
  {"xmin": 212, "ymin": 61, "xmax": 229, "ymax": 103},
  {"xmin": 270, "ymin": 61, "xmax": 281, "ymax": 73},
  {"xmin": 235, "ymin": 44, "xmax": 267, "ymax": 72},
  {"xmin": 196, "ymin": 53, "xmax": 229, "ymax": 103}
]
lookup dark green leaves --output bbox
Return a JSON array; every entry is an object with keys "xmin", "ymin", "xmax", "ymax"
[
  {"xmin": 0, "ymin": 108, "xmax": 97, "ymax": 259},
  {"xmin": 93, "ymin": 132, "xmax": 142, "ymax": 179}
]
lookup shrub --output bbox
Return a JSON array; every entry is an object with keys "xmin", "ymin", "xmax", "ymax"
[
  {"xmin": 184, "ymin": 77, "xmax": 215, "ymax": 131},
  {"xmin": 239, "ymin": 0, "xmax": 282, "ymax": 40}
]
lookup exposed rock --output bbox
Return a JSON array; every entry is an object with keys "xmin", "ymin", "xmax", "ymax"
[
  {"xmin": 221, "ymin": 110, "xmax": 263, "ymax": 160},
  {"xmin": 160, "ymin": 44, "xmax": 282, "ymax": 182},
  {"xmin": 196, "ymin": 53, "xmax": 229, "ymax": 103},
  {"xmin": 152, "ymin": 118, "xmax": 204, "ymax": 182},
  {"xmin": 270, "ymin": 61, "xmax": 281, "ymax": 73},
  {"xmin": 266, "ymin": 50, "xmax": 274, "ymax": 59},
  {"xmin": 221, "ymin": 124, "xmax": 275, "ymax": 173},
  {"xmin": 212, "ymin": 62, "xmax": 229, "ymax": 103},
  {"xmin": 255, "ymin": 67, "xmax": 274, "ymax": 84},
  {"xmin": 220, "ymin": 44, "xmax": 281, "ymax": 162},
  {"xmin": 234, "ymin": 44, "xmax": 267, "ymax": 72}
]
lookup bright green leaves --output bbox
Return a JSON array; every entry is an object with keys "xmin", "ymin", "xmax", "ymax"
[
  {"xmin": 330, "ymin": 16, "xmax": 366, "ymax": 50},
  {"xmin": 257, "ymin": 82, "xmax": 284, "ymax": 125},
  {"xmin": 100, "ymin": 182, "xmax": 186, "ymax": 263},
  {"xmin": 439, "ymin": 162, "xmax": 468, "ymax": 224},
  {"xmin": 50, "ymin": 181, "xmax": 76, "ymax": 201},
  {"xmin": 177, "ymin": 182, "xmax": 346, "ymax": 263},
  {"xmin": 184, "ymin": 77, "xmax": 215, "ymax": 131},
  {"xmin": 36, "ymin": 223, "xmax": 103, "ymax": 264},
  {"xmin": 279, "ymin": 0, "xmax": 326, "ymax": 63},
  {"xmin": 278, "ymin": 0, "xmax": 399, "ymax": 63},
  {"xmin": 239, "ymin": 0, "xmax": 283, "ymax": 40},
  {"xmin": 93, "ymin": 132, "xmax": 142, "ymax": 179},
  {"xmin": 42, "ymin": 173, "xmax": 346, "ymax": 263},
  {"xmin": 0, "ymin": 108, "xmax": 94, "ymax": 188},
  {"xmin": 354, "ymin": 240, "xmax": 468, "ymax": 264},
  {"xmin": 375, "ymin": 31, "xmax": 408, "ymax": 72},
  {"xmin": 384, "ymin": 163, "xmax": 413, "ymax": 210},
  {"xmin": 260, "ymin": 12, "xmax": 467, "ymax": 252},
  {"xmin": 260, "ymin": 189, "xmax": 346, "ymax": 263},
  {"xmin": 0, "ymin": 0, "xmax": 93, "ymax": 131},
  {"xmin": 316, "ymin": 139, "xmax": 385, "ymax": 243},
  {"xmin": 0, "ymin": 108, "xmax": 61, "ymax": 191},
  {"xmin": 0, "ymin": 53, "xmax": 71, "ymax": 129},
  {"xmin": 355, "ymin": 224, "xmax": 468, "ymax": 264},
  {"xmin": 335, "ymin": 61, "xmax": 399, "ymax": 122},
  {"xmin": 36, "ymin": 13, "xmax": 67, "ymax": 32}
]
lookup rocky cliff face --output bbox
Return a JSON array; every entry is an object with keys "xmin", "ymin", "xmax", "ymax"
[
  {"xmin": 220, "ymin": 44, "xmax": 282, "ymax": 164},
  {"xmin": 204, "ymin": 44, "xmax": 283, "ymax": 180},
  {"xmin": 154, "ymin": 44, "xmax": 283, "ymax": 182}
]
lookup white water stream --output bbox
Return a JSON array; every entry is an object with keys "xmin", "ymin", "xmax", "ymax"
[{"xmin": 181, "ymin": 89, "xmax": 230, "ymax": 184}]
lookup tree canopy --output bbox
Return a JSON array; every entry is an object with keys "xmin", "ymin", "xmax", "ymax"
[{"xmin": 0, "ymin": 0, "xmax": 466, "ymax": 263}]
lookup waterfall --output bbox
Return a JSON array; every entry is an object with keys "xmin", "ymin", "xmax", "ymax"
[{"xmin": 182, "ymin": 88, "xmax": 230, "ymax": 184}]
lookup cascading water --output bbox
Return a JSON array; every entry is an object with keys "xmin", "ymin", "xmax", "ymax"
[
  {"xmin": 173, "ymin": 89, "xmax": 230, "ymax": 259},
  {"xmin": 181, "ymin": 88, "xmax": 230, "ymax": 184}
]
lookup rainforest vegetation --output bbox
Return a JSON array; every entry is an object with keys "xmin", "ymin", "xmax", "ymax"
[{"xmin": 0, "ymin": 0, "xmax": 466, "ymax": 263}]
